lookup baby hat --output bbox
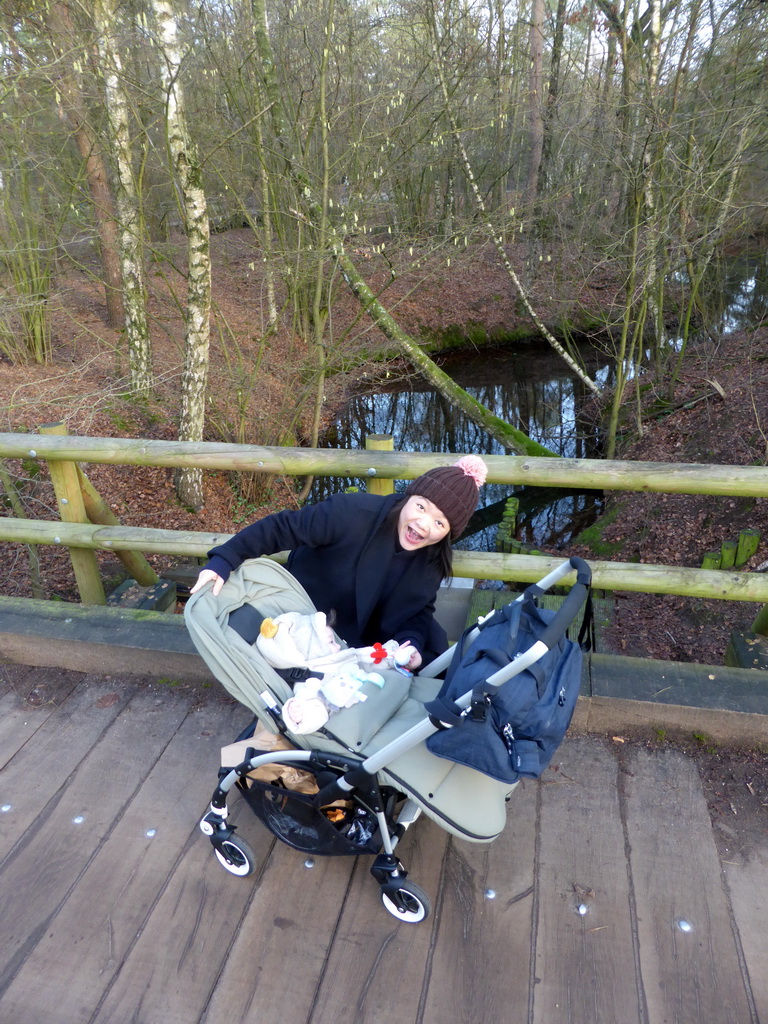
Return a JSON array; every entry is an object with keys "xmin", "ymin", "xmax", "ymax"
[{"xmin": 405, "ymin": 455, "xmax": 487, "ymax": 539}]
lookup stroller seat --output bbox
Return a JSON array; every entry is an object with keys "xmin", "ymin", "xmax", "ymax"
[{"xmin": 186, "ymin": 558, "xmax": 515, "ymax": 843}]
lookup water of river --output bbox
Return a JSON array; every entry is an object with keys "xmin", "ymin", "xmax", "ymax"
[{"xmin": 312, "ymin": 252, "xmax": 768, "ymax": 553}]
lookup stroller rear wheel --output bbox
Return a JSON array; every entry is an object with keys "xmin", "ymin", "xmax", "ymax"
[
  {"xmin": 214, "ymin": 836, "xmax": 256, "ymax": 877},
  {"xmin": 380, "ymin": 879, "xmax": 431, "ymax": 923}
]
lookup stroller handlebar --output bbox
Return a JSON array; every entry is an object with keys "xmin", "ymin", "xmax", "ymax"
[{"xmin": 420, "ymin": 556, "xmax": 592, "ymax": 680}]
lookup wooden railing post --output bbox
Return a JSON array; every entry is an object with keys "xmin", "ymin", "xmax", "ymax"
[
  {"xmin": 76, "ymin": 467, "xmax": 160, "ymax": 586},
  {"xmin": 39, "ymin": 422, "xmax": 106, "ymax": 605},
  {"xmin": 365, "ymin": 434, "xmax": 395, "ymax": 495}
]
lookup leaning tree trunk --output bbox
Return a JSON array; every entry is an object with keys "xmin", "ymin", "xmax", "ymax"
[
  {"xmin": 94, "ymin": 0, "xmax": 153, "ymax": 396},
  {"xmin": 335, "ymin": 252, "xmax": 558, "ymax": 456},
  {"xmin": 152, "ymin": 0, "xmax": 211, "ymax": 510}
]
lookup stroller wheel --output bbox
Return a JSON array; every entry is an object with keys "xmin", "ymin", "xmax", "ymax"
[
  {"xmin": 380, "ymin": 880, "xmax": 431, "ymax": 924},
  {"xmin": 214, "ymin": 836, "xmax": 256, "ymax": 877}
]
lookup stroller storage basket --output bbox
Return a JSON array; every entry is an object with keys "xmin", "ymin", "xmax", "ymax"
[{"xmin": 238, "ymin": 776, "xmax": 381, "ymax": 857}]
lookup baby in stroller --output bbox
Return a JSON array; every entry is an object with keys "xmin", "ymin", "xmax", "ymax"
[{"xmin": 252, "ymin": 608, "xmax": 415, "ymax": 734}]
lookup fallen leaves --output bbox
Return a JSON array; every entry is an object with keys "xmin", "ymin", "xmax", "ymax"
[{"xmin": 95, "ymin": 693, "xmax": 120, "ymax": 708}]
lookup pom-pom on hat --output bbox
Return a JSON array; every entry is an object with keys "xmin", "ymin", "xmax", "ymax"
[{"xmin": 405, "ymin": 455, "xmax": 487, "ymax": 539}]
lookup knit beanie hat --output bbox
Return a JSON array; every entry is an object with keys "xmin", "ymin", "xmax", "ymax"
[{"xmin": 405, "ymin": 455, "xmax": 488, "ymax": 539}]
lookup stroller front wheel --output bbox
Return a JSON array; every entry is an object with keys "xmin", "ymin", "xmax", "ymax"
[
  {"xmin": 380, "ymin": 880, "xmax": 431, "ymax": 923},
  {"xmin": 214, "ymin": 836, "xmax": 256, "ymax": 877}
]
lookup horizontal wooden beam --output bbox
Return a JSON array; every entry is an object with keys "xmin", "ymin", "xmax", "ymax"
[
  {"xmin": 2, "ymin": 432, "xmax": 768, "ymax": 496},
  {"xmin": 2, "ymin": 517, "xmax": 768, "ymax": 602}
]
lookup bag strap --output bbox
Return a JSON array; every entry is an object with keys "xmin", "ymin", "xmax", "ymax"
[
  {"xmin": 576, "ymin": 590, "xmax": 594, "ymax": 651},
  {"xmin": 524, "ymin": 580, "xmax": 594, "ymax": 653}
]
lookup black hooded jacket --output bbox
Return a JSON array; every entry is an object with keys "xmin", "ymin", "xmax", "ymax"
[{"xmin": 204, "ymin": 491, "xmax": 448, "ymax": 660}]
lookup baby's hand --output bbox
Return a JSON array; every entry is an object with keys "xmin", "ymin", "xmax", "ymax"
[
  {"xmin": 190, "ymin": 569, "xmax": 225, "ymax": 596},
  {"xmin": 395, "ymin": 643, "xmax": 421, "ymax": 671}
]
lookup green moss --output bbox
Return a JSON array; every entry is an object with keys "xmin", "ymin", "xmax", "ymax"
[
  {"xmin": 422, "ymin": 322, "xmax": 540, "ymax": 353},
  {"xmin": 105, "ymin": 407, "xmax": 135, "ymax": 432},
  {"xmin": 573, "ymin": 505, "xmax": 625, "ymax": 557},
  {"xmin": 20, "ymin": 458, "xmax": 41, "ymax": 479}
]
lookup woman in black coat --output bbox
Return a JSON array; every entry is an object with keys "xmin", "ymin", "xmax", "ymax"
[{"xmin": 191, "ymin": 456, "xmax": 487, "ymax": 669}]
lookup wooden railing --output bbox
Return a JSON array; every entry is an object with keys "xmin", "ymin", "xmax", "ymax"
[{"xmin": 1, "ymin": 429, "xmax": 767, "ymax": 632}]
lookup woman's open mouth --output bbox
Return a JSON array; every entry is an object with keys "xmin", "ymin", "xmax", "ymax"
[{"xmin": 404, "ymin": 525, "xmax": 425, "ymax": 545}]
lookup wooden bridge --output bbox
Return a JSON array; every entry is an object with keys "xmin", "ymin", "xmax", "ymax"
[
  {"xmin": 1, "ymin": 644, "xmax": 767, "ymax": 1023},
  {"xmin": 2, "ymin": 433, "xmax": 768, "ymax": 1021}
]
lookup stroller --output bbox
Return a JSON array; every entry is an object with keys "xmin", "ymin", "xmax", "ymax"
[{"xmin": 185, "ymin": 555, "xmax": 591, "ymax": 923}]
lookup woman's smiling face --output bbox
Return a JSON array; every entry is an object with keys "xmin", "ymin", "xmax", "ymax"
[{"xmin": 397, "ymin": 494, "xmax": 451, "ymax": 551}]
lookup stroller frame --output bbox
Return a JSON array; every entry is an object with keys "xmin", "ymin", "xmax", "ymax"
[{"xmin": 194, "ymin": 556, "xmax": 591, "ymax": 924}]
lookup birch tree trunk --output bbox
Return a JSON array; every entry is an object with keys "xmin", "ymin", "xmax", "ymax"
[
  {"xmin": 46, "ymin": 1, "xmax": 124, "ymax": 328},
  {"xmin": 93, "ymin": 0, "xmax": 153, "ymax": 396},
  {"xmin": 152, "ymin": 0, "xmax": 211, "ymax": 509}
]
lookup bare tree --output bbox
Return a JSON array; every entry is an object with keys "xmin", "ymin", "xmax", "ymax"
[
  {"xmin": 151, "ymin": 0, "xmax": 212, "ymax": 509},
  {"xmin": 46, "ymin": 0, "xmax": 124, "ymax": 327},
  {"xmin": 93, "ymin": 0, "xmax": 153, "ymax": 396}
]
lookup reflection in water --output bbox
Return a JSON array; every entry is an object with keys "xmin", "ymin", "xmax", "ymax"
[
  {"xmin": 314, "ymin": 344, "xmax": 611, "ymax": 550},
  {"xmin": 668, "ymin": 253, "xmax": 768, "ymax": 348},
  {"xmin": 312, "ymin": 253, "xmax": 767, "ymax": 551},
  {"xmin": 700, "ymin": 252, "xmax": 768, "ymax": 335}
]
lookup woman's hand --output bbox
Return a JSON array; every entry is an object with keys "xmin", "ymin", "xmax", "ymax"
[{"xmin": 190, "ymin": 569, "xmax": 225, "ymax": 596}]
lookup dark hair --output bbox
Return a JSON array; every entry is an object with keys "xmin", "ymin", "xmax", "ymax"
[{"xmin": 388, "ymin": 496, "xmax": 454, "ymax": 581}]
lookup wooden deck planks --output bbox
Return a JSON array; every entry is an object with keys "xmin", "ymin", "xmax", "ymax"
[
  {"xmin": 89, "ymin": 839, "xmax": 274, "ymax": 1024},
  {"xmin": 0, "ymin": 676, "xmax": 139, "ymax": 863},
  {"xmin": 623, "ymin": 746, "xmax": 755, "ymax": 1024},
  {"xmin": 0, "ymin": 666, "xmax": 82, "ymax": 767},
  {"xmin": 308, "ymin": 817, "xmax": 450, "ymax": 1024},
  {"xmin": 73, "ymin": 721, "xmax": 281, "ymax": 1024},
  {"xmin": 0, "ymin": 695, "xmax": 244, "ymax": 1024},
  {"xmin": 1, "ymin": 668, "xmax": 767, "ymax": 1024},
  {"xmin": 724, "ymin": 850, "xmax": 768, "ymax": 1023},
  {"xmin": 532, "ymin": 737, "xmax": 643, "ymax": 1024},
  {"xmin": 201, "ymin": 843, "xmax": 357, "ymax": 1024},
  {"xmin": 0, "ymin": 685, "xmax": 198, "ymax": 1000},
  {"xmin": 420, "ymin": 779, "xmax": 539, "ymax": 1024}
]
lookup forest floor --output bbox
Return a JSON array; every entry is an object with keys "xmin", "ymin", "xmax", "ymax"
[{"xmin": 1, "ymin": 228, "xmax": 767, "ymax": 668}]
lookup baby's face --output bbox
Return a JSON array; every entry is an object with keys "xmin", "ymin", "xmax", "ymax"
[{"xmin": 323, "ymin": 625, "xmax": 340, "ymax": 653}]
